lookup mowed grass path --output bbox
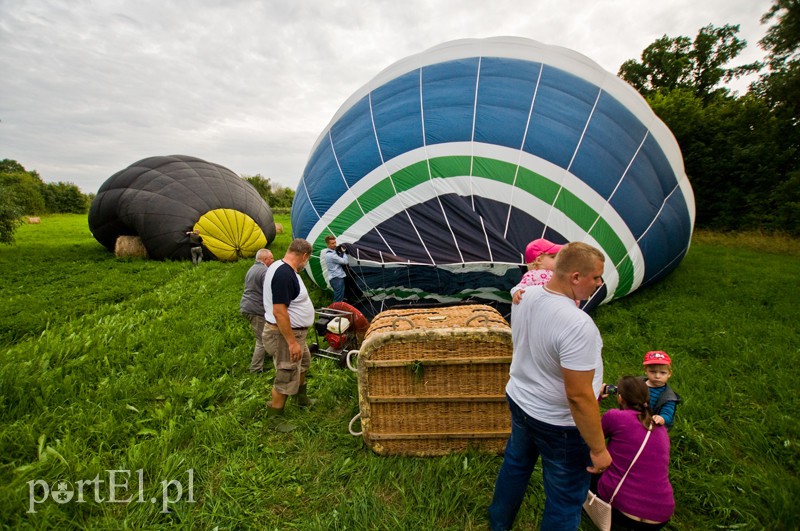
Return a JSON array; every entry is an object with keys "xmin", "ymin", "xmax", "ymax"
[{"xmin": 1, "ymin": 215, "xmax": 798, "ymax": 529}]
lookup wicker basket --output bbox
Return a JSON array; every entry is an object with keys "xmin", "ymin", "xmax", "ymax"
[{"xmin": 354, "ymin": 304, "xmax": 512, "ymax": 456}]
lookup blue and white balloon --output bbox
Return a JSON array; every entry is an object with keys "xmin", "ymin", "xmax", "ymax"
[{"xmin": 292, "ymin": 37, "xmax": 695, "ymax": 314}]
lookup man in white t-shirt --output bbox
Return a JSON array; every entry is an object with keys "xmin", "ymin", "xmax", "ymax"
[
  {"xmin": 488, "ymin": 242, "xmax": 611, "ymax": 530},
  {"xmin": 262, "ymin": 238, "xmax": 316, "ymax": 420}
]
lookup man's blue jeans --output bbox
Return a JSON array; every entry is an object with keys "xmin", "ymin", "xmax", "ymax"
[
  {"xmin": 330, "ymin": 276, "xmax": 345, "ymax": 302},
  {"xmin": 488, "ymin": 395, "xmax": 590, "ymax": 530}
]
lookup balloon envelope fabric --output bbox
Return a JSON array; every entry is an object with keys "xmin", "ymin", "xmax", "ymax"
[
  {"xmin": 292, "ymin": 37, "xmax": 695, "ymax": 315},
  {"xmin": 89, "ymin": 155, "xmax": 276, "ymax": 261}
]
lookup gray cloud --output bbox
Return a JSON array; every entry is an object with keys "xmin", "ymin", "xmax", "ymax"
[{"xmin": 0, "ymin": 0, "xmax": 774, "ymax": 193}]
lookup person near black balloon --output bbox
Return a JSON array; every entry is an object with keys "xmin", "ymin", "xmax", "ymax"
[{"xmin": 186, "ymin": 228, "xmax": 204, "ymax": 266}]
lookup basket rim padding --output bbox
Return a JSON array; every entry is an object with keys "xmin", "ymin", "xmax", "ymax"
[{"xmin": 359, "ymin": 326, "xmax": 512, "ymax": 362}]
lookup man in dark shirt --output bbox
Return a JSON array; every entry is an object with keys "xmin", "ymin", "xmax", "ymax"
[
  {"xmin": 240, "ymin": 249, "xmax": 274, "ymax": 373},
  {"xmin": 187, "ymin": 229, "xmax": 204, "ymax": 266},
  {"xmin": 262, "ymin": 239, "xmax": 316, "ymax": 419}
]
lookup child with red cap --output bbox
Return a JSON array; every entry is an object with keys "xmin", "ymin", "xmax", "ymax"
[
  {"xmin": 643, "ymin": 350, "xmax": 681, "ymax": 429},
  {"xmin": 511, "ymin": 238, "xmax": 563, "ymax": 304}
]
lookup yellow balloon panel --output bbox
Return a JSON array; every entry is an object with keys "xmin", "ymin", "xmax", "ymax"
[{"xmin": 195, "ymin": 208, "xmax": 267, "ymax": 261}]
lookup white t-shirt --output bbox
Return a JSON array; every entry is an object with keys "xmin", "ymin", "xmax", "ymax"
[
  {"xmin": 263, "ymin": 260, "xmax": 315, "ymax": 328},
  {"xmin": 506, "ymin": 285, "xmax": 604, "ymax": 426}
]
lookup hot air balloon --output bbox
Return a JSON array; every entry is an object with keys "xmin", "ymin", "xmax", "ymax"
[
  {"xmin": 89, "ymin": 155, "xmax": 276, "ymax": 261},
  {"xmin": 292, "ymin": 37, "xmax": 695, "ymax": 317}
]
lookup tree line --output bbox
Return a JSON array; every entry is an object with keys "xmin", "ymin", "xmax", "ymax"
[
  {"xmin": 617, "ymin": 0, "xmax": 799, "ymax": 235},
  {"xmin": 2, "ymin": 1, "xmax": 797, "ymax": 243},
  {"xmin": 0, "ymin": 158, "xmax": 296, "ymax": 244},
  {"xmin": 0, "ymin": 159, "xmax": 91, "ymax": 244},
  {"xmin": 241, "ymin": 174, "xmax": 295, "ymax": 214}
]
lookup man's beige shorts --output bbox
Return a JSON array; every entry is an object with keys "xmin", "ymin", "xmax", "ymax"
[{"xmin": 262, "ymin": 324, "xmax": 310, "ymax": 395}]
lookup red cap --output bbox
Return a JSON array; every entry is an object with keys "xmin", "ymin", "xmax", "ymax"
[
  {"xmin": 643, "ymin": 350, "xmax": 671, "ymax": 365},
  {"xmin": 524, "ymin": 238, "xmax": 564, "ymax": 264}
]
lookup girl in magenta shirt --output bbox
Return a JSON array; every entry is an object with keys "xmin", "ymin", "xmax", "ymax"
[{"xmin": 597, "ymin": 376, "xmax": 675, "ymax": 528}]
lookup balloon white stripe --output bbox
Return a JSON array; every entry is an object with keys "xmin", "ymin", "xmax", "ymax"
[
  {"xmin": 298, "ymin": 177, "xmax": 323, "ymax": 230},
  {"xmin": 636, "ymin": 181, "xmax": 683, "ymax": 246},
  {"xmin": 365, "ymin": 92, "xmax": 398, "ymax": 255},
  {"xmin": 325, "ymin": 99, "xmax": 394, "ymax": 254}
]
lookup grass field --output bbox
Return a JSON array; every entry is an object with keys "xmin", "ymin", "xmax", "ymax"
[{"xmin": 1, "ymin": 215, "xmax": 798, "ymax": 529}]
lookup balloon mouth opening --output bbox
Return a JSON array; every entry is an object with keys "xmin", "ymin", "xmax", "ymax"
[{"xmin": 195, "ymin": 208, "xmax": 267, "ymax": 261}]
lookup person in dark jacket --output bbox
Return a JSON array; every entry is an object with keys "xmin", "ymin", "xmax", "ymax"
[
  {"xmin": 642, "ymin": 351, "xmax": 681, "ymax": 429},
  {"xmin": 187, "ymin": 229, "xmax": 204, "ymax": 266},
  {"xmin": 240, "ymin": 249, "xmax": 274, "ymax": 372}
]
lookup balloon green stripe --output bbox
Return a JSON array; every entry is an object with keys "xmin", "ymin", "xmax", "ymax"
[
  {"xmin": 553, "ymin": 188, "xmax": 634, "ymax": 296},
  {"xmin": 359, "ymin": 177, "xmax": 398, "ymax": 214},
  {"xmin": 308, "ymin": 155, "xmax": 636, "ymax": 298},
  {"xmin": 431, "ymin": 156, "xmax": 472, "ymax": 179},
  {"xmin": 393, "ymin": 161, "xmax": 431, "ymax": 195},
  {"xmin": 474, "ymin": 159, "xmax": 561, "ymax": 202},
  {"xmin": 587, "ymin": 218, "xmax": 634, "ymax": 296}
]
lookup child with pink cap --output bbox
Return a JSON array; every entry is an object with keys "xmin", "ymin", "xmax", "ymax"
[
  {"xmin": 643, "ymin": 350, "xmax": 682, "ymax": 429},
  {"xmin": 510, "ymin": 238, "xmax": 563, "ymax": 304}
]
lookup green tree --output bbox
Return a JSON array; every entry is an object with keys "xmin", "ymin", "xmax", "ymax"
[
  {"xmin": 0, "ymin": 184, "xmax": 24, "ymax": 244},
  {"xmin": 242, "ymin": 174, "xmax": 295, "ymax": 211},
  {"xmin": 271, "ymin": 186, "xmax": 295, "ymax": 210},
  {"xmin": 0, "ymin": 159, "xmax": 27, "ymax": 174},
  {"xmin": 619, "ymin": 24, "xmax": 759, "ymax": 100},
  {"xmin": 648, "ymin": 89, "xmax": 785, "ymax": 231},
  {"xmin": 0, "ymin": 160, "xmax": 45, "ymax": 215},
  {"xmin": 619, "ymin": 35, "xmax": 693, "ymax": 93},
  {"xmin": 243, "ymin": 174, "xmax": 274, "ymax": 205},
  {"xmin": 752, "ymin": 0, "xmax": 800, "ymax": 122},
  {"xmin": 42, "ymin": 182, "xmax": 89, "ymax": 214},
  {"xmin": 751, "ymin": 0, "xmax": 800, "ymax": 232},
  {"xmin": 760, "ymin": 0, "xmax": 800, "ymax": 65},
  {"xmin": 771, "ymin": 170, "xmax": 800, "ymax": 233},
  {"xmin": 620, "ymin": 13, "xmax": 799, "ymax": 235}
]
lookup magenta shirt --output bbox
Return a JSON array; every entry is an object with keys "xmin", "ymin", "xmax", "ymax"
[{"xmin": 598, "ymin": 409, "xmax": 675, "ymax": 523}]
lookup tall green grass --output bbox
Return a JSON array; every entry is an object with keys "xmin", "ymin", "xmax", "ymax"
[{"xmin": 1, "ymin": 217, "xmax": 798, "ymax": 529}]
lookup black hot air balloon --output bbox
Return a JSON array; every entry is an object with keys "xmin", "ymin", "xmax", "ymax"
[{"xmin": 89, "ymin": 155, "xmax": 275, "ymax": 261}]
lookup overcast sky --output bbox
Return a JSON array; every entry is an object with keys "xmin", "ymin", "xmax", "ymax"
[{"xmin": 0, "ymin": 0, "xmax": 775, "ymax": 193}]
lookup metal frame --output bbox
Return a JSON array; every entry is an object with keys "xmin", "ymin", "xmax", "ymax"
[{"xmin": 309, "ymin": 307, "xmax": 360, "ymax": 366}]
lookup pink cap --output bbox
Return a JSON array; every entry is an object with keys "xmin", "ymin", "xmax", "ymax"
[
  {"xmin": 643, "ymin": 351, "xmax": 672, "ymax": 365},
  {"xmin": 524, "ymin": 238, "xmax": 564, "ymax": 264}
]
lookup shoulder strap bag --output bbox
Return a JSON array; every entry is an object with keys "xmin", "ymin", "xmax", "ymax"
[{"xmin": 583, "ymin": 427, "xmax": 653, "ymax": 531}]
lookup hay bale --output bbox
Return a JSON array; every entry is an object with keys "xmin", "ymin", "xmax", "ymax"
[
  {"xmin": 114, "ymin": 236, "xmax": 148, "ymax": 259},
  {"xmin": 275, "ymin": 222, "xmax": 283, "ymax": 234},
  {"xmin": 27, "ymin": 217, "xmax": 41, "ymax": 224}
]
